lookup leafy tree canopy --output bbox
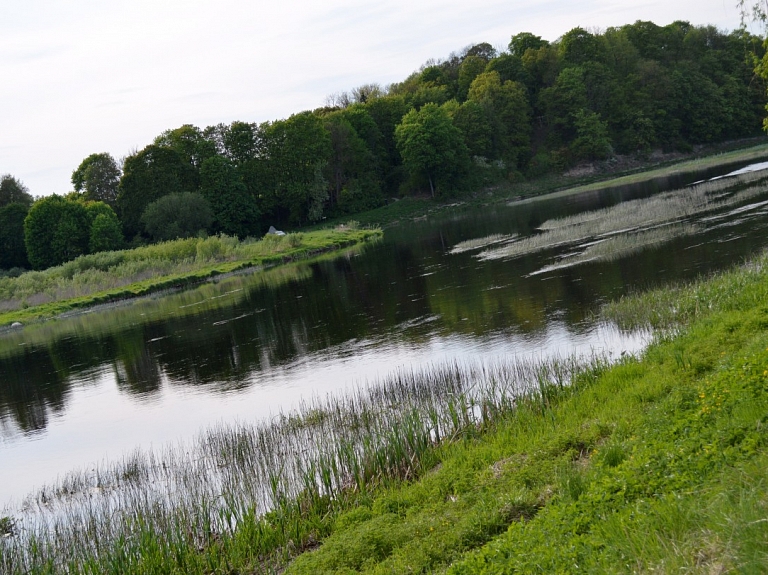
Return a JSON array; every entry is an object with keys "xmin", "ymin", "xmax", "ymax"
[
  {"xmin": 141, "ymin": 192, "xmax": 214, "ymax": 242},
  {"xmin": 395, "ymin": 103, "xmax": 470, "ymax": 196},
  {"xmin": 24, "ymin": 196, "xmax": 90, "ymax": 270},
  {"xmin": 71, "ymin": 153, "xmax": 121, "ymax": 206},
  {"xmin": 0, "ymin": 203, "xmax": 30, "ymax": 270},
  {"xmin": 0, "ymin": 175, "xmax": 33, "ymax": 208}
]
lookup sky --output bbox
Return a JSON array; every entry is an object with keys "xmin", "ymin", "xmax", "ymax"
[{"xmin": 0, "ymin": 0, "xmax": 753, "ymax": 197}]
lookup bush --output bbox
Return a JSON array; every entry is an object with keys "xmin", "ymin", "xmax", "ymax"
[
  {"xmin": 195, "ymin": 235, "xmax": 238, "ymax": 263},
  {"xmin": 24, "ymin": 195, "xmax": 90, "ymax": 270},
  {"xmin": 89, "ymin": 213, "xmax": 124, "ymax": 253},
  {"xmin": 141, "ymin": 192, "xmax": 213, "ymax": 242}
]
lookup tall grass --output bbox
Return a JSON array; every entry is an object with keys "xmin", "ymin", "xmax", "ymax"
[
  {"xmin": 603, "ymin": 249, "xmax": 768, "ymax": 331},
  {"xmin": 0, "ymin": 227, "xmax": 379, "ymax": 322},
  {"xmin": 0, "ymin": 355, "xmax": 605, "ymax": 574}
]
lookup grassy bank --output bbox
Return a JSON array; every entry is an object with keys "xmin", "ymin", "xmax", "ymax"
[
  {"xmin": 0, "ymin": 226, "xmax": 380, "ymax": 327},
  {"xmin": 5, "ymin": 252, "xmax": 768, "ymax": 572},
  {"xmin": 282, "ymin": 252, "xmax": 768, "ymax": 573}
]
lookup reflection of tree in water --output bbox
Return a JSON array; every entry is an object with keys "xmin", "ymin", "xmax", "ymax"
[
  {"xmin": 0, "ymin": 350, "xmax": 68, "ymax": 434},
  {"xmin": 113, "ymin": 332, "xmax": 162, "ymax": 396}
]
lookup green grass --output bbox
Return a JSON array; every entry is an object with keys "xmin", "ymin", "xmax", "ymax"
[{"xmin": 0, "ymin": 226, "xmax": 381, "ymax": 327}]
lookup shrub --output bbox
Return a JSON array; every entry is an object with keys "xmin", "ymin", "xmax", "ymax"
[{"xmin": 141, "ymin": 192, "xmax": 213, "ymax": 242}]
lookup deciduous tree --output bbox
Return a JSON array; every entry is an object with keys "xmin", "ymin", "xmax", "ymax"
[
  {"xmin": 71, "ymin": 153, "xmax": 121, "ymax": 206},
  {"xmin": 0, "ymin": 203, "xmax": 29, "ymax": 269},
  {"xmin": 24, "ymin": 196, "xmax": 90, "ymax": 269},
  {"xmin": 140, "ymin": 192, "xmax": 213, "ymax": 242},
  {"xmin": 0, "ymin": 175, "xmax": 32, "ymax": 208},
  {"xmin": 395, "ymin": 103, "xmax": 470, "ymax": 196}
]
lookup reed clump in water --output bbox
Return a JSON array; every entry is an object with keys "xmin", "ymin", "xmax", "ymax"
[
  {"xmin": 449, "ymin": 234, "xmax": 517, "ymax": 254},
  {"xmin": 473, "ymin": 170, "xmax": 768, "ymax": 266},
  {"xmin": 0, "ymin": 355, "xmax": 606, "ymax": 574}
]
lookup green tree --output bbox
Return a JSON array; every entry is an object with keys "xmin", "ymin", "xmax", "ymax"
[
  {"xmin": 485, "ymin": 54, "xmax": 529, "ymax": 85},
  {"xmin": 89, "ymin": 213, "xmax": 124, "ymax": 253},
  {"xmin": 457, "ymin": 55, "xmax": 488, "ymax": 101},
  {"xmin": 0, "ymin": 203, "xmax": 29, "ymax": 269},
  {"xmin": 509, "ymin": 32, "xmax": 549, "ymax": 57},
  {"xmin": 0, "ymin": 175, "xmax": 33, "ymax": 208},
  {"xmin": 467, "ymin": 71, "xmax": 531, "ymax": 167},
  {"xmin": 560, "ymin": 27, "xmax": 603, "ymax": 66},
  {"xmin": 81, "ymin": 201, "xmax": 123, "ymax": 252},
  {"xmin": 323, "ymin": 112, "xmax": 382, "ymax": 213},
  {"xmin": 364, "ymin": 95, "xmax": 410, "ymax": 194},
  {"xmin": 116, "ymin": 145, "xmax": 198, "ymax": 239},
  {"xmin": 140, "ymin": 192, "xmax": 213, "ymax": 242},
  {"xmin": 395, "ymin": 103, "xmax": 470, "ymax": 197},
  {"xmin": 261, "ymin": 112, "xmax": 332, "ymax": 224},
  {"xmin": 24, "ymin": 196, "xmax": 90, "ymax": 270},
  {"xmin": 199, "ymin": 156, "xmax": 260, "ymax": 237},
  {"xmin": 452, "ymin": 100, "xmax": 495, "ymax": 158},
  {"xmin": 539, "ymin": 67, "xmax": 588, "ymax": 141},
  {"xmin": 71, "ymin": 153, "xmax": 121, "ymax": 206},
  {"xmin": 154, "ymin": 124, "xmax": 217, "ymax": 169},
  {"xmin": 571, "ymin": 109, "xmax": 613, "ymax": 160}
]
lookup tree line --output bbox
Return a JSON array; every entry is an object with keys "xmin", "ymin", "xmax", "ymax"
[{"xmin": 2, "ymin": 20, "xmax": 766, "ymax": 272}]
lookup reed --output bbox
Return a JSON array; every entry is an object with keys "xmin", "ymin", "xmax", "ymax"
[
  {"xmin": 0, "ymin": 355, "xmax": 606, "ymax": 574},
  {"xmin": 603, "ymin": 249, "xmax": 768, "ymax": 331},
  {"xmin": 473, "ymin": 170, "xmax": 768, "ymax": 264},
  {"xmin": 449, "ymin": 234, "xmax": 516, "ymax": 254}
]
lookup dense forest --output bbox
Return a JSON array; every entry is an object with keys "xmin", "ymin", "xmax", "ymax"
[{"xmin": 1, "ymin": 20, "xmax": 766, "ymax": 273}]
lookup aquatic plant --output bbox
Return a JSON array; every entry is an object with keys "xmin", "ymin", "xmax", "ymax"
[
  {"xmin": 0, "ymin": 355, "xmax": 604, "ymax": 573},
  {"xmin": 449, "ymin": 234, "xmax": 516, "ymax": 254},
  {"xmin": 470, "ymin": 169, "xmax": 768, "ymax": 269}
]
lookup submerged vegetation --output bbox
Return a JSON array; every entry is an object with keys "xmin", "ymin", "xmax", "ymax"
[{"xmin": 0, "ymin": 226, "xmax": 380, "ymax": 326}]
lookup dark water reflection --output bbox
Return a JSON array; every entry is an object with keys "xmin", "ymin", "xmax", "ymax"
[{"xmin": 3, "ymin": 161, "xmax": 768, "ymax": 506}]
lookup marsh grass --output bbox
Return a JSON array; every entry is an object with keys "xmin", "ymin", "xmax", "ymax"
[
  {"xmin": 473, "ymin": 169, "xmax": 768, "ymax": 268},
  {"xmin": 0, "ymin": 355, "xmax": 603, "ymax": 574},
  {"xmin": 0, "ymin": 227, "xmax": 380, "ymax": 326},
  {"xmin": 603, "ymin": 249, "xmax": 768, "ymax": 331},
  {"xmin": 449, "ymin": 234, "xmax": 516, "ymax": 254}
]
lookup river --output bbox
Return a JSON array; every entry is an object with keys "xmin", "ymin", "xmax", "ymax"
[{"xmin": 3, "ymin": 159, "xmax": 768, "ymax": 509}]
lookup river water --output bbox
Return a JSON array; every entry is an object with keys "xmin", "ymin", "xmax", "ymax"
[{"xmin": 3, "ymin": 160, "xmax": 768, "ymax": 509}]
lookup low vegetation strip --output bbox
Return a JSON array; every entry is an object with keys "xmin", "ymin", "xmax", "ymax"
[{"xmin": 0, "ymin": 226, "xmax": 380, "ymax": 327}]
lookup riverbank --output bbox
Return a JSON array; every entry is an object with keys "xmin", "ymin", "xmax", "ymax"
[
  {"xmin": 3, "ymin": 250, "xmax": 768, "ymax": 572},
  {"xmin": 283, "ymin": 253, "xmax": 768, "ymax": 573},
  {"xmin": 0, "ymin": 226, "xmax": 381, "ymax": 328}
]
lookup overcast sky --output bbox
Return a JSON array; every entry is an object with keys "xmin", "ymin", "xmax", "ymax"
[{"xmin": 0, "ymin": 0, "xmax": 751, "ymax": 196}]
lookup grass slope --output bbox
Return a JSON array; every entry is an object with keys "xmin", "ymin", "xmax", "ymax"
[{"xmin": 285, "ymin": 257, "xmax": 768, "ymax": 573}]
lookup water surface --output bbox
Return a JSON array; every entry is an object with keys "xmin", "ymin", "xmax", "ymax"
[{"xmin": 3, "ymin": 162, "xmax": 768, "ymax": 508}]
